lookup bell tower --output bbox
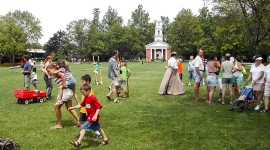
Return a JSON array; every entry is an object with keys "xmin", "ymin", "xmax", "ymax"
[{"xmin": 154, "ymin": 19, "xmax": 163, "ymax": 41}]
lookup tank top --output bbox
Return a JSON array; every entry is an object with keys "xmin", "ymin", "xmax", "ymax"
[{"xmin": 207, "ymin": 61, "xmax": 217, "ymax": 76}]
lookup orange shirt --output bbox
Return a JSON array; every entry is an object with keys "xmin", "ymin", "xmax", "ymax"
[
  {"xmin": 80, "ymin": 89, "xmax": 94, "ymax": 114},
  {"xmin": 177, "ymin": 62, "xmax": 183, "ymax": 74}
]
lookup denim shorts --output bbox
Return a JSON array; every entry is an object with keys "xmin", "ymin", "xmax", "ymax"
[
  {"xmin": 206, "ymin": 76, "xmax": 217, "ymax": 86},
  {"xmin": 194, "ymin": 71, "xmax": 204, "ymax": 83},
  {"xmin": 188, "ymin": 71, "xmax": 194, "ymax": 79},
  {"xmin": 66, "ymin": 77, "xmax": 76, "ymax": 90},
  {"xmin": 222, "ymin": 78, "xmax": 233, "ymax": 84},
  {"xmin": 82, "ymin": 121, "xmax": 100, "ymax": 131},
  {"xmin": 79, "ymin": 113, "xmax": 87, "ymax": 122}
]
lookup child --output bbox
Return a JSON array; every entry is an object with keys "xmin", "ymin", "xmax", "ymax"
[
  {"xmin": 31, "ymin": 67, "xmax": 38, "ymax": 90},
  {"xmin": 177, "ymin": 58, "xmax": 184, "ymax": 85},
  {"xmin": 78, "ymin": 74, "xmax": 102, "ymax": 140},
  {"xmin": 69, "ymin": 84, "xmax": 109, "ymax": 148},
  {"xmin": 46, "ymin": 64, "xmax": 80, "ymax": 129},
  {"xmin": 120, "ymin": 62, "xmax": 131, "ymax": 98},
  {"xmin": 54, "ymin": 60, "xmax": 79, "ymax": 106},
  {"xmin": 92, "ymin": 61, "xmax": 102, "ymax": 85}
]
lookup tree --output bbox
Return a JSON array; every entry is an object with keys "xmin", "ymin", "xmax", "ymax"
[
  {"xmin": 212, "ymin": 0, "xmax": 270, "ymax": 54},
  {"xmin": 0, "ymin": 17, "xmax": 25, "ymax": 64},
  {"xmin": 43, "ymin": 30, "xmax": 69, "ymax": 57},
  {"xmin": 6, "ymin": 10, "xmax": 42, "ymax": 47},
  {"xmin": 161, "ymin": 16, "xmax": 170, "ymax": 42},
  {"xmin": 66, "ymin": 19, "xmax": 91, "ymax": 59},
  {"xmin": 167, "ymin": 9, "xmax": 204, "ymax": 58},
  {"xmin": 128, "ymin": 4, "xmax": 150, "ymax": 29},
  {"xmin": 92, "ymin": 8, "xmax": 100, "ymax": 29},
  {"xmin": 87, "ymin": 24, "xmax": 106, "ymax": 59},
  {"xmin": 101, "ymin": 6, "xmax": 123, "ymax": 31}
]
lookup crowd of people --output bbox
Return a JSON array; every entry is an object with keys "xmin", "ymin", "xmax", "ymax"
[
  {"xmin": 159, "ymin": 49, "xmax": 270, "ymax": 112},
  {"xmin": 16, "ymin": 48, "xmax": 270, "ymax": 148},
  {"xmin": 17, "ymin": 49, "xmax": 133, "ymax": 148}
]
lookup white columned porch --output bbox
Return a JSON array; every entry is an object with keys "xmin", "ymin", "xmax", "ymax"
[{"xmin": 154, "ymin": 49, "xmax": 156, "ymax": 59}]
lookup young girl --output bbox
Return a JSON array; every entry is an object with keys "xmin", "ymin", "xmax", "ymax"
[
  {"xmin": 46, "ymin": 64, "xmax": 79, "ymax": 129},
  {"xmin": 31, "ymin": 67, "xmax": 38, "ymax": 90},
  {"xmin": 54, "ymin": 60, "xmax": 79, "ymax": 106}
]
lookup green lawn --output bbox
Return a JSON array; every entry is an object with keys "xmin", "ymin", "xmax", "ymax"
[{"xmin": 1, "ymin": 62, "xmax": 270, "ymax": 149}]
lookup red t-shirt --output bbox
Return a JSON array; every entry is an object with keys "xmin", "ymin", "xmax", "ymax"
[{"xmin": 80, "ymin": 95, "xmax": 102, "ymax": 123}]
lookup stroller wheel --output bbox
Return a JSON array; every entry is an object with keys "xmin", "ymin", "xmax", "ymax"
[
  {"xmin": 229, "ymin": 107, "xmax": 234, "ymax": 111},
  {"xmin": 238, "ymin": 108, "xmax": 243, "ymax": 112}
]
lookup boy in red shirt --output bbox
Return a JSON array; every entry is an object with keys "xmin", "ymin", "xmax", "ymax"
[
  {"xmin": 68, "ymin": 84, "xmax": 109, "ymax": 148},
  {"xmin": 177, "ymin": 58, "xmax": 184, "ymax": 85}
]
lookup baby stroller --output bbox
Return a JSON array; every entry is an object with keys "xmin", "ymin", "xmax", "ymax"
[{"xmin": 229, "ymin": 86, "xmax": 253, "ymax": 112}]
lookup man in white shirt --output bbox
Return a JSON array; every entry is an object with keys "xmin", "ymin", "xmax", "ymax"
[
  {"xmin": 262, "ymin": 56, "xmax": 270, "ymax": 112},
  {"xmin": 188, "ymin": 56, "xmax": 195, "ymax": 86},
  {"xmin": 194, "ymin": 49, "xmax": 204, "ymax": 102}
]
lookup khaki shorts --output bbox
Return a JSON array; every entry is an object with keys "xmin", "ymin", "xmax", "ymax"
[
  {"xmin": 24, "ymin": 74, "xmax": 31, "ymax": 88},
  {"xmin": 264, "ymin": 82, "xmax": 270, "ymax": 96},
  {"xmin": 112, "ymin": 77, "xmax": 120, "ymax": 87},
  {"xmin": 252, "ymin": 83, "xmax": 264, "ymax": 92}
]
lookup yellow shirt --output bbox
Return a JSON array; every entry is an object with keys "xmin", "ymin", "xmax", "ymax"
[{"xmin": 80, "ymin": 89, "xmax": 94, "ymax": 113}]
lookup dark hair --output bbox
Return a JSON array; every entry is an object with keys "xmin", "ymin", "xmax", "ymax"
[
  {"xmin": 209, "ymin": 55, "xmax": 215, "ymax": 61},
  {"xmin": 112, "ymin": 50, "xmax": 118, "ymax": 55},
  {"xmin": 24, "ymin": 55, "xmax": 30, "ymax": 60},
  {"xmin": 56, "ymin": 60, "xmax": 70, "ymax": 72},
  {"xmin": 32, "ymin": 67, "xmax": 37, "ymax": 72},
  {"xmin": 81, "ymin": 74, "xmax": 91, "ymax": 83},
  {"xmin": 80, "ymin": 83, "xmax": 91, "ymax": 91},
  {"xmin": 171, "ymin": 54, "xmax": 176, "ymax": 57}
]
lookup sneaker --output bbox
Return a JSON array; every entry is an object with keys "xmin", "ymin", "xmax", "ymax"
[
  {"xmin": 188, "ymin": 83, "xmax": 191, "ymax": 86},
  {"xmin": 92, "ymin": 134, "xmax": 103, "ymax": 140},
  {"xmin": 254, "ymin": 105, "xmax": 260, "ymax": 110}
]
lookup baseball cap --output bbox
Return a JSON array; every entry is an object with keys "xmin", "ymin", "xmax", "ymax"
[{"xmin": 225, "ymin": 53, "xmax": 230, "ymax": 57}]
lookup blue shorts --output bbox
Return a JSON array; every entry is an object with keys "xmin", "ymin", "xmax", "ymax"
[
  {"xmin": 79, "ymin": 113, "xmax": 87, "ymax": 122},
  {"xmin": 194, "ymin": 71, "xmax": 204, "ymax": 83},
  {"xmin": 188, "ymin": 71, "xmax": 194, "ymax": 79},
  {"xmin": 66, "ymin": 77, "xmax": 76, "ymax": 90},
  {"xmin": 222, "ymin": 78, "xmax": 233, "ymax": 84},
  {"xmin": 82, "ymin": 121, "xmax": 100, "ymax": 131},
  {"xmin": 206, "ymin": 76, "xmax": 217, "ymax": 86}
]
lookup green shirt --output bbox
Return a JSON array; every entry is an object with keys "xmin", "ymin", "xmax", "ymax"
[
  {"xmin": 120, "ymin": 66, "xmax": 130, "ymax": 81},
  {"xmin": 93, "ymin": 63, "xmax": 101, "ymax": 71}
]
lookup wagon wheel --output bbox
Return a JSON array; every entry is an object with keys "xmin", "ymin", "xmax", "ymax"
[
  {"xmin": 39, "ymin": 98, "xmax": 44, "ymax": 103},
  {"xmin": 33, "ymin": 98, "xmax": 37, "ymax": 103},
  {"xmin": 24, "ymin": 100, "xmax": 29, "ymax": 105}
]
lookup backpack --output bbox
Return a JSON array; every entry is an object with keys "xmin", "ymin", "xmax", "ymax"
[
  {"xmin": 242, "ymin": 66, "xmax": 247, "ymax": 75},
  {"xmin": 0, "ymin": 139, "xmax": 20, "ymax": 150}
]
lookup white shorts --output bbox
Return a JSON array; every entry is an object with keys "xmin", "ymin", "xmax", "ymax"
[
  {"xmin": 112, "ymin": 78, "xmax": 120, "ymax": 87},
  {"xmin": 57, "ymin": 88, "xmax": 73, "ymax": 101}
]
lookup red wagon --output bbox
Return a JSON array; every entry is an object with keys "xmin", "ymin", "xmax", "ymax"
[{"xmin": 14, "ymin": 89, "xmax": 47, "ymax": 104}]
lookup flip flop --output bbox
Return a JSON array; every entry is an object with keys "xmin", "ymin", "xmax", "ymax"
[
  {"xmin": 70, "ymin": 141, "xmax": 81, "ymax": 148},
  {"xmin": 51, "ymin": 125, "xmax": 63, "ymax": 129},
  {"xmin": 106, "ymin": 95, "xmax": 110, "ymax": 101}
]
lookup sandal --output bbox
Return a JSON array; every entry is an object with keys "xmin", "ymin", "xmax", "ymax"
[
  {"xmin": 70, "ymin": 141, "xmax": 81, "ymax": 148},
  {"xmin": 51, "ymin": 125, "xmax": 63, "ymax": 129},
  {"xmin": 106, "ymin": 95, "xmax": 110, "ymax": 101},
  {"xmin": 100, "ymin": 140, "xmax": 109, "ymax": 146},
  {"xmin": 260, "ymin": 110, "xmax": 268, "ymax": 113}
]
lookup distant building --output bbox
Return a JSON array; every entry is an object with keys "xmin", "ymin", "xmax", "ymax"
[
  {"xmin": 145, "ymin": 19, "xmax": 170, "ymax": 61},
  {"xmin": 27, "ymin": 49, "xmax": 46, "ymax": 60}
]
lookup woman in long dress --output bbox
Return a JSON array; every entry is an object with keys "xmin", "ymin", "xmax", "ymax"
[{"xmin": 159, "ymin": 52, "xmax": 185, "ymax": 95}]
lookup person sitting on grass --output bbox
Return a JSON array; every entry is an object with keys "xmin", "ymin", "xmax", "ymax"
[
  {"xmin": 120, "ymin": 62, "xmax": 131, "ymax": 98},
  {"xmin": 46, "ymin": 64, "xmax": 80, "ymax": 129},
  {"xmin": 76, "ymin": 74, "xmax": 102, "ymax": 140},
  {"xmin": 69, "ymin": 84, "xmax": 109, "ymax": 148}
]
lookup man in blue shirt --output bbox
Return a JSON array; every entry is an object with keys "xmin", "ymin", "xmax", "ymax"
[{"xmin": 21, "ymin": 55, "xmax": 32, "ymax": 90}]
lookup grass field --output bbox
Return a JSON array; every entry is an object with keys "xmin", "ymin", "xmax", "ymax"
[{"xmin": 1, "ymin": 62, "xmax": 270, "ymax": 150}]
